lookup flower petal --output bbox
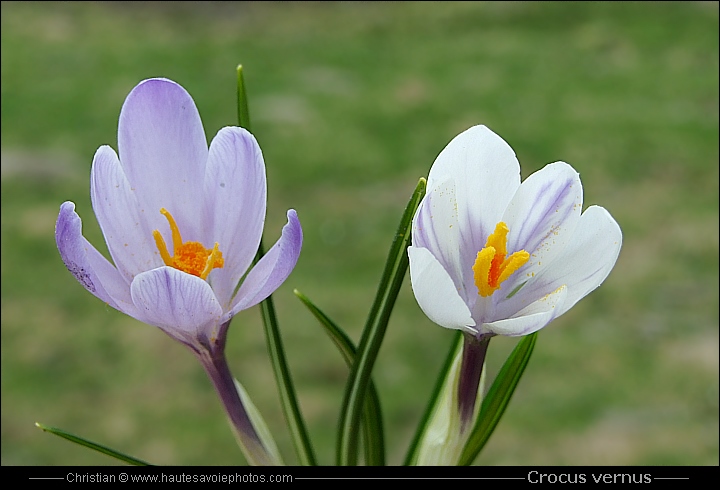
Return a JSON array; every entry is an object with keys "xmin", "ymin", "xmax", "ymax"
[
  {"xmin": 228, "ymin": 209, "xmax": 302, "ymax": 316},
  {"xmin": 117, "ymin": 78, "xmax": 209, "ymax": 240},
  {"xmin": 55, "ymin": 201, "xmax": 139, "ymax": 317},
  {"xmin": 130, "ymin": 266, "xmax": 223, "ymax": 345},
  {"xmin": 483, "ymin": 285, "xmax": 567, "ymax": 336},
  {"xmin": 203, "ymin": 127, "xmax": 267, "ymax": 309},
  {"xmin": 428, "ymin": 125, "xmax": 521, "ymax": 271},
  {"xmin": 515, "ymin": 205, "xmax": 622, "ymax": 319},
  {"xmin": 499, "ymin": 162, "xmax": 583, "ymax": 297},
  {"xmin": 412, "ymin": 177, "xmax": 470, "ymax": 301},
  {"xmin": 408, "ymin": 245, "xmax": 477, "ymax": 334},
  {"xmin": 90, "ymin": 145, "xmax": 161, "ymax": 281}
]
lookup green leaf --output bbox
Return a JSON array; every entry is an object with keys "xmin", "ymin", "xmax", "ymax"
[
  {"xmin": 236, "ymin": 65, "xmax": 252, "ymax": 131},
  {"xmin": 457, "ymin": 332, "xmax": 538, "ymax": 466},
  {"xmin": 336, "ymin": 177, "xmax": 426, "ymax": 466},
  {"xmin": 403, "ymin": 331, "xmax": 461, "ymax": 465},
  {"xmin": 255, "ymin": 273, "xmax": 316, "ymax": 465},
  {"xmin": 35, "ymin": 422, "xmax": 151, "ymax": 466},
  {"xmin": 232, "ymin": 378, "xmax": 284, "ymax": 465},
  {"xmin": 294, "ymin": 289, "xmax": 385, "ymax": 466},
  {"xmin": 237, "ymin": 64, "xmax": 317, "ymax": 466}
]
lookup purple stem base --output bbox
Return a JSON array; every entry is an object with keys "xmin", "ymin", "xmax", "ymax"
[
  {"xmin": 457, "ymin": 333, "xmax": 492, "ymax": 433},
  {"xmin": 192, "ymin": 321, "xmax": 275, "ymax": 465}
]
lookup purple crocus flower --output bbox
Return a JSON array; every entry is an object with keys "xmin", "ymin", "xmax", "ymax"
[
  {"xmin": 55, "ymin": 78, "xmax": 301, "ymax": 465},
  {"xmin": 408, "ymin": 125, "xmax": 621, "ymax": 434}
]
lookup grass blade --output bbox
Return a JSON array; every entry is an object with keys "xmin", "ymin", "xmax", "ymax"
[
  {"xmin": 35, "ymin": 423, "xmax": 151, "ymax": 466},
  {"xmin": 238, "ymin": 64, "xmax": 317, "ymax": 466},
  {"xmin": 294, "ymin": 289, "xmax": 385, "ymax": 465},
  {"xmin": 458, "ymin": 332, "xmax": 538, "ymax": 465},
  {"xmin": 336, "ymin": 177, "xmax": 426, "ymax": 466},
  {"xmin": 255, "ymin": 257, "xmax": 316, "ymax": 465}
]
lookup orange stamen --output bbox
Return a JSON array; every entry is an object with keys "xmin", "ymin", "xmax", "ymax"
[
  {"xmin": 472, "ymin": 222, "xmax": 529, "ymax": 297},
  {"xmin": 152, "ymin": 208, "xmax": 224, "ymax": 280}
]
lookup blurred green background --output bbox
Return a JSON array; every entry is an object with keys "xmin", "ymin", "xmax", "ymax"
[{"xmin": 1, "ymin": 2, "xmax": 717, "ymax": 466}]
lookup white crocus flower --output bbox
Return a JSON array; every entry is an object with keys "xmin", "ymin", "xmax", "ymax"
[
  {"xmin": 409, "ymin": 124, "xmax": 621, "ymax": 339},
  {"xmin": 408, "ymin": 125, "xmax": 622, "ymax": 460}
]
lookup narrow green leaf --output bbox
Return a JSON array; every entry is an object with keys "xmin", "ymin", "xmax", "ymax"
[
  {"xmin": 294, "ymin": 289, "xmax": 385, "ymax": 466},
  {"xmin": 337, "ymin": 178, "xmax": 426, "ymax": 466},
  {"xmin": 35, "ymin": 423, "xmax": 151, "ymax": 466},
  {"xmin": 233, "ymin": 378, "xmax": 284, "ymax": 465},
  {"xmin": 457, "ymin": 332, "xmax": 538, "ymax": 466},
  {"xmin": 236, "ymin": 65, "xmax": 252, "ymax": 131},
  {"xmin": 255, "ymin": 269, "xmax": 316, "ymax": 465},
  {"xmin": 237, "ymin": 65, "xmax": 317, "ymax": 466},
  {"xmin": 403, "ymin": 331, "xmax": 462, "ymax": 465}
]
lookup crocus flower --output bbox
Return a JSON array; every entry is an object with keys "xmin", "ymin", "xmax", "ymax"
[
  {"xmin": 408, "ymin": 124, "xmax": 621, "ymax": 439},
  {"xmin": 55, "ymin": 78, "xmax": 302, "ymax": 465}
]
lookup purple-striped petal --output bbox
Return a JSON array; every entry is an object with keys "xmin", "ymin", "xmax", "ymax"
[
  {"xmin": 55, "ymin": 202, "xmax": 139, "ymax": 318},
  {"xmin": 228, "ymin": 209, "xmax": 302, "ymax": 316},
  {"xmin": 408, "ymin": 245, "xmax": 477, "ymax": 334},
  {"xmin": 483, "ymin": 285, "xmax": 567, "ymax": 336},
  {"xmin": 130, "ymin": 267, "xmax": 223, "ymax": 344},
  {"xmin": 117, "ymin": 78, "xmax": 208, "ymax": 242},
  {"xmin": 498, "ymin": 162, "xmax": 583, "ymax": 299},
  {"xmin": 513, "ymin": 206, "xmax": 622, "ymax": 319},
  {"xmin": 90, "ymin": 145, "xmax": 161, "ymax": 281},
  {"xmin": 203, "ymin": 127, "xmax": 267, "ymax": 309},
  {"xmin": 429, "ymin": 126, "xmax": 521, "ymax": 275},
  {"xmin": 411, "ymin": 177, "xmax": 471, "ymax": 301}
]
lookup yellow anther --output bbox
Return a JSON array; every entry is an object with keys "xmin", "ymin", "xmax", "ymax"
[
  {"xmin": 473, "ymin": 222, "xmax": 529, "ymax": 297},
  {"xmin": 152, "ymin": 208, "xmax": 224, "ymax": 280}
]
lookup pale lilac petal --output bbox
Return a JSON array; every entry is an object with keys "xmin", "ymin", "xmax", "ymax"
[
  {"xmin": 228, "ymin": 210, "xmax": 302, "ymax": 316},
  {"xmin": 408, "ymin": 246, "xmax": 477, "ymax": 334},
  {"xmin": 203, "ymin": 127, "xmax": 266, "ymax": 309},
  {"xmin": 130, "ymin": 267, "xmax": 223, "ymax": 343},
  {"xmin": 55, "ymin": 202, "xmax": 139, "ymax": 317},
  {"xmin": 514, "ymin": 206, "xmax": 622, "ymax": 319},
  {"xmin": 499, "ymin": 162, "xmax": 583, "ymax": 297},
  {"xmin": 428, "ymin": 125, "xmax": 521, "ymax": 273},
  {"xmin": 90, "ymin": 145, "xmax": 161, "ymax": 281},
  {"xmin": 117, "ymin": 78, "xmax": 208, "ymax": 241},
  {"xmin": 483, "ymin": 285, "xmax": 567, "ymax": 336},
  {"xmin": 411, "ymin": 177, "xmax": 470, "ymax": 301}
]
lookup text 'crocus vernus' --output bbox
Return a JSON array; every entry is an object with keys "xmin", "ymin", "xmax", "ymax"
[{"xmin": 55, "ymin": 78, "xmax": 302, "ymax": 465}]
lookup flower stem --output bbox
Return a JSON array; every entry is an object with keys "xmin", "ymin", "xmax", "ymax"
[
  {"xmin": 196, "ymin": 328, "xmax": 276, "ymax": 466},
  {"xmin": 457, "ymin": 333, "xmax": 491, "ymax": 433}
]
